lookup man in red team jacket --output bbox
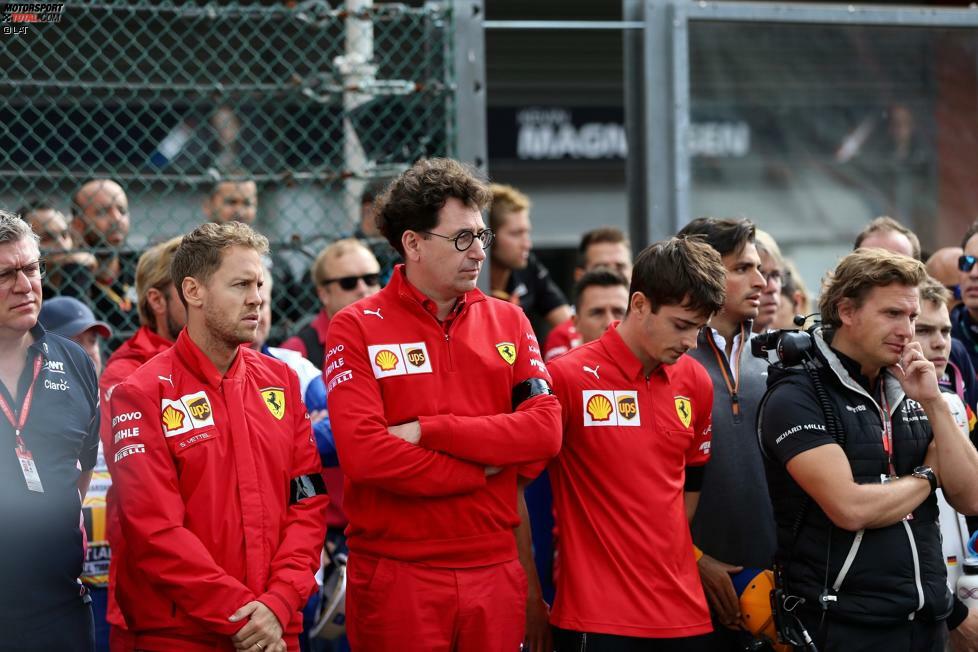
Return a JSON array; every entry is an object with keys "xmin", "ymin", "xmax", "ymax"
[
  {"xmin": 525, "ymin": 237, "xmax": 727, "ymax": 651},
  {"xmin": 108, "ymin": 222, "xmax": 328, "ymax": 652},
  {"xmin": 325, "ymin": 158, "xmax": 562, "ymax": 651},
  {"xmin": 97, "ymin": 235, "xmax": 184, "ymax": 649}
]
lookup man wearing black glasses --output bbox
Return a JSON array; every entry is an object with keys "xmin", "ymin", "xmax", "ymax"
[
  {"xmin": 0, "ymin": 211, "xmax": 101, "ymax": 651},
  {"xmin": 325, "ymin": 158, "xmax": 562, "ymax": 651},
  {"xmin": 952, "ymin": 224, "xmax": 978, "ymax": 374},
  {"xmin": 281, "ymin": 238, "xmax": 382, "ymax": 368}
]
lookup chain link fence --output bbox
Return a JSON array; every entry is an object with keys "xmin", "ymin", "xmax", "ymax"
[{"xmin": 1, "ymin": 0, "xmax": 458, "ymax": 347}]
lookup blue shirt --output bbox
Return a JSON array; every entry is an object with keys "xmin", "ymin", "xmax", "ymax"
[{"xmin": 0, "ymin": 324, "xmax": 100, "ymax": 622}]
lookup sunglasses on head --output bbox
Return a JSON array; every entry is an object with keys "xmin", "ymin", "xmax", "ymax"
[
  {"xmin": 322, "ymin": 273, "xmax": 381, "ymax": 291},
  {"xmin": 959, "ymin": 255, "xmax": 978, "ymax": 273}
]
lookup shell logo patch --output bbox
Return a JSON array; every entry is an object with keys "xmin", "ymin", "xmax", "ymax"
[
  {"xmin": 367, "ymin": 343, "xmax": 433, "ymax": 378},
  {"xmin": 495, "ymin": 342, "xmax": 517, "ymax": 365},
  {"xmin": 260, "ymin": 387, "xmax": 286, "ymax": 420},
  {"xmin": 582, "ymin": 390, "xmax": 640, "ymax": 427},
  {"xmin": 586, "ymin": 394, "xmax": 614, "ymax": 421},
  {"xmin": 162, "ymin": 404, "xmax": 186, "ymax": 433},
  {"xmin": 161, "ymin": 398, "xmax": 192, "ymax": 437},
  {"xmin": 375, "ymin": 349, "xmax": 400, "ymax": 372},
  {"xmin": 674, "ymin": 396, "xmax": 692, "ymax": 428}
]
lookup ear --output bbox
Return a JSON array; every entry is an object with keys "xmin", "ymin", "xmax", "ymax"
[
  {"xmin": 837, "ymin": 297, "xmax": 856, "ymax": 326},
  {"xmin": 182, "ymin": 276, "xmax": 205, "ymax": 309},
  {"xmin": 201, "ymin": 196, "xmax": 213, "ymax": 221},
  {"xmin": 573, "ymin": 267, "xmax": 585, "ymax": 282},
  {"xmin": 629, "ymin": 291, "xmax": 648, "ymax": 316},
  {"xmin": 402, "ymin": 230, "xmax": 423, "ymax": 262},
  {"xmin": 316, "ymin": 284, "xmax": 329, "ymax": 309},
  {"xmin": 145, "ymin": 287, "xmax": 167, "ymax": 318}
]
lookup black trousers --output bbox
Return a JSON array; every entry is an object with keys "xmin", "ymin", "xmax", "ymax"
[
  {"xmin": 553, "ymin": 626, "xmax": 713, "ymax": 652},
  {"xmin": 794, "ymin": 610, "xmax": 947, "ymax": 652},
  {"xmin": 7, "ymin": 596, "xmax": 94, "ymax": 652}
]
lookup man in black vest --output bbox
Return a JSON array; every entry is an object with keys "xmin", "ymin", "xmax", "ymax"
[{"xmin": 759, "ymin": 249, "xmax": 978, "ymax": 650}]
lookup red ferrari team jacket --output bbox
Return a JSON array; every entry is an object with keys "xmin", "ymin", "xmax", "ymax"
[
  {"xmin": 108, "ymin": 330, "xmax": 328, "ymax": 651},
  {"xmin": 98, "ymin": 325, "xmax": 175, "ymax": 631},
  {"xmin": 325, "ymin": 266, "xmax": 562, "ymax": 567}
]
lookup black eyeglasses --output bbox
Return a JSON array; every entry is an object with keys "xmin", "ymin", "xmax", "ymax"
[
  {"xmin": 421, "ymin": 229, "xmax": 494, "ymax": 252},
  {"xmin": 322, "ymin": 273, "xmax": 381, "ymax": 290},
  {"xmin": 0, "ymin": 259, "xmax": 45, "ymax": 290},
  {"xmin": 959, "ymin": 255, "xmax": 977, "ymax": 273}
]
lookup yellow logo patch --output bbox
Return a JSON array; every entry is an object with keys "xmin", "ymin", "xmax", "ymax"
[
  {"xmin": 374, "ymin": 348, "xmax": 399, "ymax": 372},
  {"xmin": 161, "ymin": 405, "xmax": 185, "ymax": 432},
  {"xmin": 495, "ymin": 342, "xmax": 517, "ymax": 365},
  {"xmin": 586, "ymin": 394, "xmax": 614, "ymax": 421},
  {"xmin": 674, "ymin": 396, "xmax": 692, "ymax": 428},
  {"xmin": 261, "ymin": 387, "xmax": 286, "ymax": 420}
]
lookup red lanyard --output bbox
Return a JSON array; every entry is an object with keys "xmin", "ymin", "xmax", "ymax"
[
  {"xmin": 878, "ymin": 383, "xmax": 896, "ymax": 476},
  {"xmin": 0, "ymin": 355, "xmax": 42, "ymax": 450}
]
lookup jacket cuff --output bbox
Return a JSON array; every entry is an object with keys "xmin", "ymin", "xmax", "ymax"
[
  {"xmin": 258, "ymin": 583, "xmax": 301, "ymax": 630},
  {"xmin": 418, "ymin": 415, "xmax": 454, "ymax": 454},
  {"xmin": 949, "ymin": 595, "xmax": 969, "ymax": 631}
]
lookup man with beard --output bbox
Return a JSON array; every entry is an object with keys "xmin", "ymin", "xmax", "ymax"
[
  {"xmin": 676, "ymin": 217, "xmax": 775, "ymax": 651},
  {"xmin": 325, "ymin": 158, "xmax": 562, "ymax": 650},
  {"xmin": 108, "ymin": 222, "xmax": 328, "ymax": 652},
  {"xmin": 69, "ymin": 179, "xmax": 137, "ymax": 348}
]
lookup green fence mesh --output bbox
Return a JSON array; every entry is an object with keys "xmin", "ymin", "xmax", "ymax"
[{"xmin": 1, "ymin": 1, "xmax": 456, "ymax": 348}]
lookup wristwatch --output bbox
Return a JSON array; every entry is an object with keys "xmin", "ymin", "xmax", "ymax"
[{"xmin": 911, "ymin": 465, "xmax": 938, "ymax": 493}]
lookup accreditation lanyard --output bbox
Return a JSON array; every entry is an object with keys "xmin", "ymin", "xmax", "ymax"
[
  {"xmin": 2, "ymin": 355, "xmax": 44, "ymax": 492},
  {"xmin": 878, "ymin": 383, "xmax": 897, "ymax": 477}
]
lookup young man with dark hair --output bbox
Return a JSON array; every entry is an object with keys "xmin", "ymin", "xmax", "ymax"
[
  {"xmin": 108, "ymin": 222, "xmax": 328, "ymax": 652},
  {"xmin": 203, "ymin": 175, "xmax": 258, "ymax": 226},
  {"xmin": 326, "ymin": 158, "xmax": 562, "ymax": 650},
  {"xmin": 544, "ymin": 227, "xmax": 633, "ymax": 361},
  {"xmin": 760, "ymin": 249, "xmax": 978, "ymax": 650},
  {"xmin": 528, "ymin": 237, "xmax": 726, "ymax": 651},
  {"xmin": 676, "ymin": 217, "xmax": 775, "ymax": 650},
  {"xmin": 571, "ymin": 269, "xmax": 629, "ymax": 346}
]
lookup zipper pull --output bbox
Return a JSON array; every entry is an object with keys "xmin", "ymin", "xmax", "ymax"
[{"xmin": 731, "ymin": 392, "xmax": 740, "ymax": 416}]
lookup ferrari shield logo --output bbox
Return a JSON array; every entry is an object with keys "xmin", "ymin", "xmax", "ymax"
[
  {"xmin": 496, "ymin": 342, "xmax": 517, "ymax": 365},
  {"xmin": 260, "ymin": 387, "xmax": 286, "ymax": 420},
  {"xmin": 674, "ymin": 396, "xmax": 692, "ymax": 428}
]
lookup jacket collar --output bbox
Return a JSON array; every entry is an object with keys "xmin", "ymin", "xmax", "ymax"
[
  {"xmin": 600, "ymin": 321, "xmax": 671, "ymax": 383},
  {"xmin": 813, "ymin": 329, "xmax": 905, "ymax": 417},
  {"xmin": 173, "ymin": 328, "xmax": 246, "ymax": 388},
  {"xmin": 389, "ymin": 264, "xmax": 486, "ymax": 319}
]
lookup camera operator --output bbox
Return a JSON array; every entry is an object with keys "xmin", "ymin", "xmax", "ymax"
[{"xmin": 758, "ymin": 249, "xmax": 978, "ymax": 651}]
